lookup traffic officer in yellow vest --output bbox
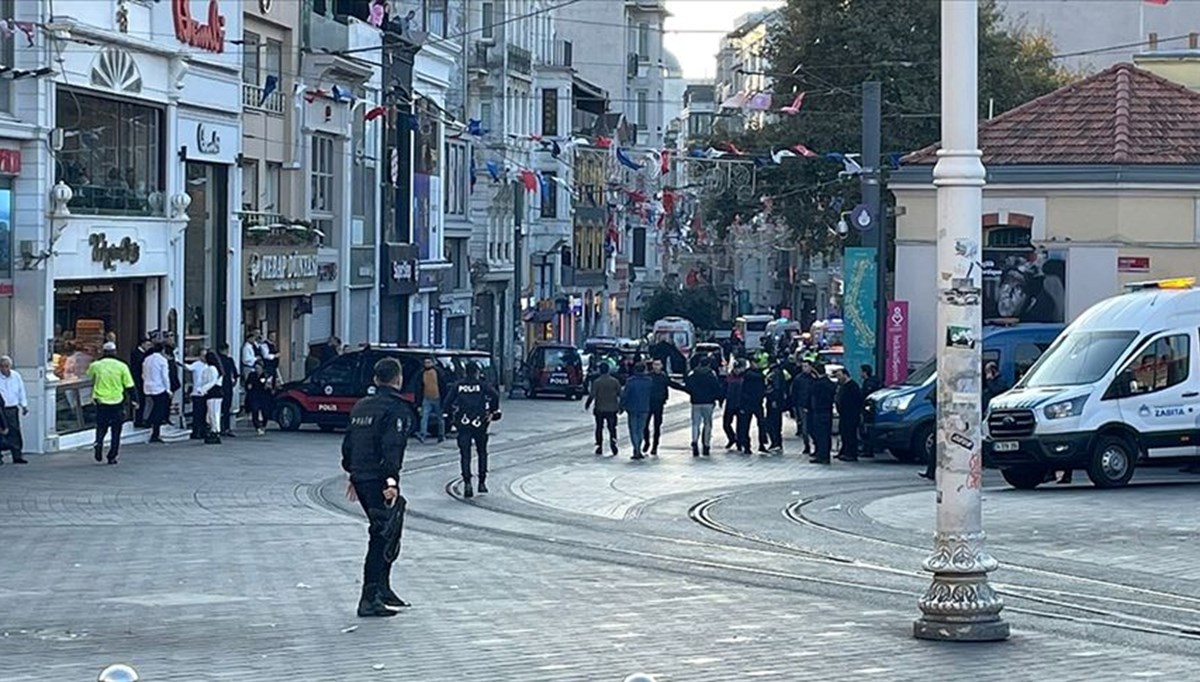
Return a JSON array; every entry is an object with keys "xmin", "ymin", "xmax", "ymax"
[{"xmin": 86, "ymin": 342, "xmax": 137, "ymax": 465}]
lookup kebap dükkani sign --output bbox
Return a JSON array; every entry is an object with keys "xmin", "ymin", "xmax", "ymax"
[{"xmin": 244, "ymin": 246, "xmax": 319, "ymax": 299}]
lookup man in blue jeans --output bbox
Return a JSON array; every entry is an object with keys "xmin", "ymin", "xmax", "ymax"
[
  {"xmin": 620, "ymin": 362, "xmax": 653, "ymax": 460},
  {"xmin": 418, "ymin": 357, "xmax": 446, "ymax": 443}
]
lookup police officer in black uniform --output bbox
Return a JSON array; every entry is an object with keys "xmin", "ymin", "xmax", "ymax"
[
  {"xmin": 341, "ymin": 357, "xmax": 415, "ymax": 618},
  {"xmin": 444, "ymin": 361, "xmax": 500, "ymax": 499}
]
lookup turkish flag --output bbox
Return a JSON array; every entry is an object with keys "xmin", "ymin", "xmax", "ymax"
[{"xmin": 1144, "ymin": 0, "xmax": 1169, "ymax": 5}]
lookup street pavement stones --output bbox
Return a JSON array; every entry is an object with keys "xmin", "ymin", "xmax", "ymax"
[{"xmin": 1, "ymin": 395, "xmax": 1198, "ymax": 680}]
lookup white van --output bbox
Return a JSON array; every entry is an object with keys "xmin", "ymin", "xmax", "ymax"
[{"xmin": 985, "ymin": 278, "xmax": 1200, "ymax": 489}]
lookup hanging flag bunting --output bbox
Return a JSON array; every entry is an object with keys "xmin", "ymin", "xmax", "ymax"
[
  {"xmin": 779, "ymin": 92, "xmax": 806, "ymax": 115},
  {"xmin": 660, "ymin": 149, "xmax": 670, "ymax": 176},
  {"xmin": 720, "ymin": 91, "xmax": 748, "ymax": 109},
  {"xmin": 887, "ymin": 152, "xmax": 904, "ymax": 170},
  {"xmin": 304, "ymin": 89, "xmax": 327, "ymax": 104},
  {"xmin": 539, "ymin": 173, "xmax": 550, "ymax": 201},
  {"xmin": 616, "ymin": 148, "xmax": 643, "ymax": 171},
  {"xmin": 364, "ymin": 105, "xmax": 387, "ymax": 121},
  {"xmin": 13, "ymin": 21, "xmax": 33, "ymax": 47},
  {"xmin": 466, "ymin": 119, "xmax": 488, "ymax": 136},
  {"xmin": 485, "ymin": 160, "xmax": 501, "ymax": 182},
  {"xmin": 719, "ymin": 142, "xmax": 743, "ymax": 155},
  {"xmin": 825, "ymin": 152, "xmax": 863, "ymax": 175},
  {"xmin": 258, "ymin": 74, "xmax": 279, "ymax": 107},
  {"xmin": 398, "ymin": 112, "xmax": 420, "ymax": 132},
  {"xmin": 771, "ymin": 148, "xmax": 797, "ymax": 165},
  {"xmin": 688, "ymin": 147, "xmax": 707, "ymax": 158},
  {"xmin": 369, "ymin": 0, "xmax": 387, "ymax": 26},
  {"xmin": 791, "ymin": 144, "xmax": 818, "ymax": 158},
  {"xmin": 746, "ymin": 92, "xmax": 772, "ymax": 111},
  {"xmin": 330, "ymin": 85, "xmax": 353, "ymax": 103},
  {"xmin": 595, "ymin": 136, "xmax": 613, "ymax": 149},
  {"xmin": 519, "ymin": 169, "xmax": 539, "ymax": 192}
]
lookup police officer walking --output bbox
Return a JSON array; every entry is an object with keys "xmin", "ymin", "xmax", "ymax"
[
  {"xmin": 340, "ymin": 358, "xmax": 414, "ymax": 618},
  {"xmin": 444, "ymin": 361, "xmax": 500, "ymax": 499}
]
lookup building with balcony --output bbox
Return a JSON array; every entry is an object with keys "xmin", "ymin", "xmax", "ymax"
[
  {"xmin": 8, "ymin": 0, "xmax": 242, "ymax": 452},
  {"xmin": 678, "ymin": 83, "xmax": 717, "ymax": 145},
  {"xmin": 714, "ymin": 10, "xmax": 778, "ymax": 133},
  {"xmin": 557, "ymin": 0, "xmax": 669, "ymax": 149},
  {"xmin": 464, "ymin": 0, "xmax": 559, "ymax": 378}
]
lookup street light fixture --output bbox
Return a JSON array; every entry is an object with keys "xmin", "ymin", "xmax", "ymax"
[{"xmin": 913, "ymin": 0, "xmax": 1010, "ymax": 642}]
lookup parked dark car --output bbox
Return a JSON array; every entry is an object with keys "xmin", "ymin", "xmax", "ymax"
[
  {"xmin": 524, "ymin": 343, "xmax": 585, "ymax": 399},
  {"xmin": 273, "ymin": 345, "xmax": 424, "ymax": 432}
]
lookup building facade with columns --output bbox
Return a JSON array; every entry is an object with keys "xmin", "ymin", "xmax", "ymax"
[{"xmin": 9, "ymin": 0, "xmax": 243, "ymax": 452}]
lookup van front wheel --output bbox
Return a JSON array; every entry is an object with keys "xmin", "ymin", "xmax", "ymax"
[{"xmin": 1086, "ymin": 435, "xmax": 1137, "ymax": 488}]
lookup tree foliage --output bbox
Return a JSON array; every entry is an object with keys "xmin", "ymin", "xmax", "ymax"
[
  {"xmin": 705, "ymin": 0, "xmax": 1072, "ymax": 255},
  {"xmin": 641, "ymin": 285, "xmax": 722, "ymax": 330}
]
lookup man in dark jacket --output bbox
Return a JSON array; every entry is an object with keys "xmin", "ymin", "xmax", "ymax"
[
  {"xmin": 340, "ymin": 358, "xmax": 415, "ymax": 618},
  {"xmin": 217, "ymin": 343, "xmax": 240, "ymax": 437},
  {"xmin": 444, "ymin": 361, "xmax": 501, "ymax": 498},
  {"xmin": 642, "ymin": 360, "xmax": 670, "ymax": 456},
  {"xmin": 790, "ymin": 359, "xmax": 816, "ymax": 455},
  {"xmin": 763, "ymin": 362, "xmax": 790, "ymax": 453},
  {"xmin": 859, "ymin": 364, "xmax": 883, "ymax": 457},
  {"xmin": 620, "ymin": 363, "xmax": 653, "ymax": 460},
  {"xmin": 722, "ymin": 362, "xmax": 745, "ymax": 449},
  {"xmin": 737, "ymin": 365, "xmax": 767, "ymax": 454},
  {"xmin": 586, "ymin": 362, "xmax": 622, "ymax": 456},
  {"xmin": 808, "ymin": 363, "xmax": 836, "ymax": 464},
  {"xmin": 130, "ymin": 336, "xmax": 152, "ymax": 427},
  {"xmin": 835, "ymin": 368, "xmax": 864, "ymax": 462},
  {"xmin": 670, "ymin": 357, "xmax": 724, "ymax": 456}
]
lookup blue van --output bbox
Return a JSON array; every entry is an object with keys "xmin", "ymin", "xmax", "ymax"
[{"xmin": 863, "ymin": 323, "xmax": 1065, "ymax": 463}]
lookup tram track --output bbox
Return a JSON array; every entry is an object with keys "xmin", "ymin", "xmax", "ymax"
[{"xmin": 309, "ymin": 414, "xmax": 1200, "ymax": 646}]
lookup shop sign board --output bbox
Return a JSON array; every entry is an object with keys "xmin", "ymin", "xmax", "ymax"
[
  {"xmin": 172, "ymin": 0, "xmax": 227, "ymax": 53},
  {"xmin": 89, "ymin": 232, "xmax": 141, "ymax": 270},
  {"xmin": 385, "ymin": 243, "xmax": 419, "ymax": 296},
  {"xmin": 0, "ymin": 149, "xmax": 20, "ymax": 175},
  {"xmin": 177, "ymin": 117, "xmax": 239, "ymax": 165},
  {"xmin": 244, "ymin": 245, "xmax": 319, "ymax": 299}
]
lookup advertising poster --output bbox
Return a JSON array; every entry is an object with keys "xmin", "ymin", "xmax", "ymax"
[
  {"xmin": 981, "ymin": 248, "xmax": 1066, "ymax": 323},
  {"xmin": 842, "ymin": 247, "xmax": 878, "ymax": 378},
  {"xmin": 0, "ymin": 187, "xmax": 11, "ymax": 292},
  {"xmin": 413, "ymin": 173, "xmax": 431, "ymax": 260},
  {"xmin": 884, "ymin": 301, "xmax": 908, "ymax": 386}
]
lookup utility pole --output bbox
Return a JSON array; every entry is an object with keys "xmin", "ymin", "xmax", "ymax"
[
  {"xmin": 913, "ymin": 0, "xmax": 1009, "ymax": 642},
  {"xmin": 512, "ymin": 181, "xmax": 524, "ymax": 388},
  {"xmin": 861, "ymin": 81, "xmax": 884, "ymax": 377}
]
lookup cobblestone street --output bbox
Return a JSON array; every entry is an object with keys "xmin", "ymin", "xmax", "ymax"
[{"xmin": 2, "ymin": 395, "xmax": 1199, "ymax": 681}]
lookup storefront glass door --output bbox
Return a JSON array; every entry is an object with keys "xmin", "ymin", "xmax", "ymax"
[{"xmin": 183, "ymin": 162, "xmax": 229, "ymax": 360}]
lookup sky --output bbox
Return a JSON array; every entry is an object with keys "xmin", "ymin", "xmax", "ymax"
[{"xmin": 664, "ymin": 0, "xmax": 783, "ymax": 80}]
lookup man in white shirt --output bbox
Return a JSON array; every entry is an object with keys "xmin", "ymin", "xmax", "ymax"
[
  {"xmin": 0, "ymin": 355, "xmax": 28, "ymax": 464},
  {"xmin": 142, "ymin": 344, "xmax": 171, "ymax": 443},
  {"xmin": 241, "ymin": 332, "xmax": 261, "ymax": 379},
  {"xmin": 189, "ymin": 353, "xmax": 210, "ymax": 440}
]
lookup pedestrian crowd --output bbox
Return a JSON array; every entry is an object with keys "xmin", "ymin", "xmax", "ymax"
[{"xmin": 584, "ymin": 339, "xmax": 884, "ymax": 465}]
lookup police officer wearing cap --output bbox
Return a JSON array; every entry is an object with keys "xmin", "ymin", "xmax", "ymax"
[
  {"xmin": 444, "ymin": 361, "xmax": 500, "ymax": 499},
  {"xmin": 341, "ymin": 357, "xmax": 415, "ymax": 617}
]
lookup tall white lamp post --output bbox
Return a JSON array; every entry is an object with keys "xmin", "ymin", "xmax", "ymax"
[{"xmin": 913, "ymin": 0, "xmax": 1010, "ymax": 642}]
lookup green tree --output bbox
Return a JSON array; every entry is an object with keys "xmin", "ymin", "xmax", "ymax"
[
  {"xmin": 641, "ymin": 285, "xmax": 722, "ymax": 330},
  {"xmin": 707, "ymin": 0, "xmax": 1071, "ymax": 255}
]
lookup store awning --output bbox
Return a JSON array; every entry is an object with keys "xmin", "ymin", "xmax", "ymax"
[{"xmin": 523, "ymin": 309, "xmax": 556, "ymax": 324}]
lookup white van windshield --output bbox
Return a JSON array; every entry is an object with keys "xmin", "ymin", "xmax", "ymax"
[{"xmin": 1020, "ymin": 331, "xmax": 1138, "ymax": 387}]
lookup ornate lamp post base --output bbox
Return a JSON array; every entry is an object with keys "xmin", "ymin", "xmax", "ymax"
[{"xmin": 913, "ymin": 531, "xmax": 1009, "ymax": 641}]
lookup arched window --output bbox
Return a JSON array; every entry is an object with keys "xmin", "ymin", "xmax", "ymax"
[{"xmin": 985, "ymin": 226, "xmax": 1031, "ymax": 248}]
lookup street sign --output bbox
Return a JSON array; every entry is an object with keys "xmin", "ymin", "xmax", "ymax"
[{"xmin": 885, "ymin": 301, "xmax": 908, "ymax": 385}]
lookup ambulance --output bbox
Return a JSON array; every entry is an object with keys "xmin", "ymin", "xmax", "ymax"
[{"xmin": 985, "ymin": 277, "xmax": 1200, "ymax": 489}]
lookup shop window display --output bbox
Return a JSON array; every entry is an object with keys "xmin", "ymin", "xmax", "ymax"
[{"xmin": 55, "ymin": 88, "xmax": 165, "ymax": 216}]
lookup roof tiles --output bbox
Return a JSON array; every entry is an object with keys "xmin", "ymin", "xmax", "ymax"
[{"xmin": 905, "ymin": 63, "xmax": 1200, "ymax": 166}]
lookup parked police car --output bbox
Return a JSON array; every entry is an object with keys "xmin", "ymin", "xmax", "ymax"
[{"xmin": 985, "ymin": 278, "xmax": 1200, "ymax": 489}]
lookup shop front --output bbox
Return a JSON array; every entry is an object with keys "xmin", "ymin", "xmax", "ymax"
[
  {"xmin": 0, "ymin": 155, "xmax": 14, "ymax": 358},
  {"xmin": 179, "ymin": 115, "xmax": 239, "ymax": 360},
  {"xmin": 381, "ymin": 242, "xmax": 418, "ymax": 343},
  {"xmin": 242, "ymin": 245, "xmax": 319, "ymax": 382},
  {"xmin": 49, "ymin": 222, "xmax": 172, "ymax": 441}
]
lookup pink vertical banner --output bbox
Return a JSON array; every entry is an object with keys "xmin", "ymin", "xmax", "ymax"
[{"xmin": 884, "ymin": 301, "xmax": 909, "ymax": 386}]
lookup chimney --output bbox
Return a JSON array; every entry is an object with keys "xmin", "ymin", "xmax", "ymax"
[
  {"xmin": 1190, "ymin": 32, "xmax": 1199, "ymax": 49},
  {"xmin": 1149, "ymin": 32, "xmax": 1159, "ymax": 51}
]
